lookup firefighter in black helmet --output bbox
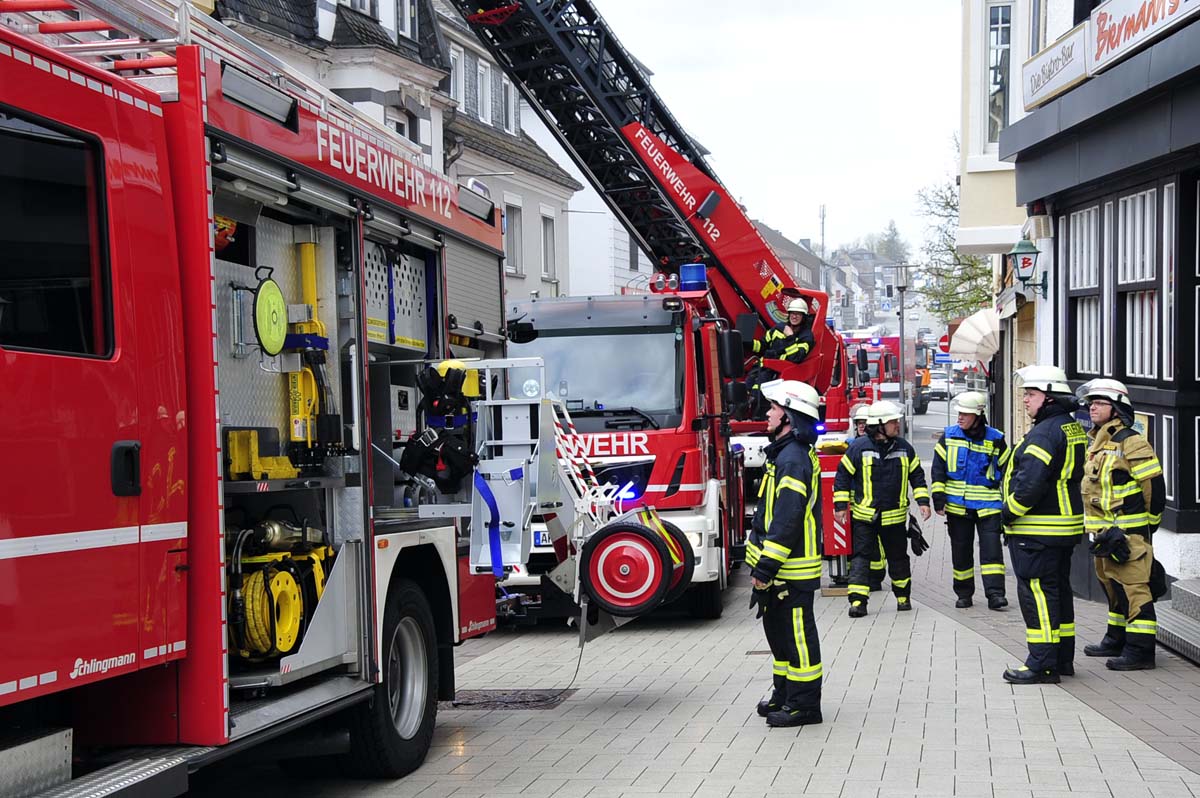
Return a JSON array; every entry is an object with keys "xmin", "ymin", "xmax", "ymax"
[{"xmin": 747, "ymin": 379, "xmax": 824, "ymax": 728}]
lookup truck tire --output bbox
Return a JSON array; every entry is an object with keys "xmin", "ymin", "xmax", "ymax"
[
  {"xmin": 915, "ymin": 397, "xmax": 929, "ymax": 415},
  {"xmin": 342, "ymin": 579, "xmax": 438, "ymax": 778},
  {"xmin": 688, "ymin": 579, "xmax": 723, "ymax": 619}
]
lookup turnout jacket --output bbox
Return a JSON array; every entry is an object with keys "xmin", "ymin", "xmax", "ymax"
[
  {"xmin": 833, "ymin": 435, "xmax": 930, "ymax": 526},
  {"xmin": 1001, "ymin": 400, "xmax": 1087, "ymax": 545},
  {"xmin": 752, "ymin": 322, "xmax": 813, "ymax": 365},
  {"xmin": 931, "ymin": 423, "xmax": 1007, "ymax": 516},
  {"xmin": 1082, "ymin": 419, "xmax": 1165, "ymax": 536},
  {"xmin": 746, "ymin": 432, "xmax": 822, "ymax": 589}
]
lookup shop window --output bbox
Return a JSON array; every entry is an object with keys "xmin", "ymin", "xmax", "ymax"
[
  {"xmin": 1067, "ymin": 206, "xmax": 1100, "ymax": 375},
  {"xmin": 1118, "ymin": 188, "xmax": 1159, "ymax": 379},
  {"xmin": 1163, "ymin": 183, "xmax": 1175, "ymax": 380},
  {"xmin": 1163, "ymin": 414, "xmax": 1175, "ymax": 501},
  {"xmin": 0, "ymin": 110, "xmax": 111, "ymax": 357},
  {"xmin": 1124, "ymin": 290, "xmax": 1158, "ymax": 379}
]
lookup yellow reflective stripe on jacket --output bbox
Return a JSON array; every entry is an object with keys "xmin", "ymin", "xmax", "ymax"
[
  {"xmin": 1130, "ymin": 458, "xmax": 1163, "ymax": 480},
  {"xmin": 1026, "ymin": 445, "xmax": 1053, "ymax": 466},
  {"xmin": 840, "ymin": 454, "xmax": 856, "ymax": 475},
  {"xmin": 760, "ymin": 539, "xmax": 791, "ymax": 563},
  {"xmin": 777, "ymin": 475, "xmax": 809, "ymax": 498},
  {"xmin": 781, "ymin": 341, "xmax": 811, "ymax": 359}
]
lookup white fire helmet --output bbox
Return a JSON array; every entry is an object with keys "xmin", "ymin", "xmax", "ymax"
[
  {"xmin": 867, "ymin": 400, "xmax": 904, "ymax": 425},
  {"xmin": 1014, "ymin": 364, "xmax": 1070, "ymax": 394},
  {"xmin": 785, "ymin": 297, "xmax": 809, "ymax": 315},
  {"xmin": 760, "ymin": 379, "xmax": 821, "ymax": 420},
  {"xmin": 1078, "ymin": 378, "xmax": 1132, "ymax": 407},
  {"xmin": 851, "ymin": 404, "xmax": 870, "ymax": 423},
  {"xmin": 953, "ymin": 391, "xmax": 988, "ymax": 416}
]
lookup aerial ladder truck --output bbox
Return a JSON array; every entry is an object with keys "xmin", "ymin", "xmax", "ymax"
[{"xmin": 447, "ymin": 0, "xmax": 855, "ymax": 621}]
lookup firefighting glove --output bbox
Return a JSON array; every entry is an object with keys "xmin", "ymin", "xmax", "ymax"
[
  {"xmin": 749, "ymin": 584, "xmax": 770, "ymax": 619},
  {"xmin": 907, "ymin": 514, "xmax": 930, "ymax": 557},
  {"xmin": 1090, "ymin": 527, "xmax": 1131, "ymax": 563}
]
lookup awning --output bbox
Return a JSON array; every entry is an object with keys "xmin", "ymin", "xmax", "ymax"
[{"xmin": 950, "ymin": 308, "xmax": 1001, "ymax": 361}]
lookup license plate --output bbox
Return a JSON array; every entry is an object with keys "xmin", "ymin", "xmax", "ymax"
[{"xmin": 534, "ymin": 530, "xmax": 551, "ymax": 547}]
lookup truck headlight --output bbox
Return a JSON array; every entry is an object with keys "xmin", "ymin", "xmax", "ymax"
[{"xmin": 685, "ymin": 532, "xmax": 703, "ymax": 550}]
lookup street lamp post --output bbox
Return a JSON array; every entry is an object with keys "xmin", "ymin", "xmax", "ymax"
[{"xmin": 896, "ymin": 264, "xmax": 910, "ymax": 429}]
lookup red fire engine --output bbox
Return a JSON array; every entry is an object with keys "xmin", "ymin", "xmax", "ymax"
[
  {"xmin": 449, "ymin": 0, "xmax": 854, "ymax": 617},
  {"xmin": 0, "ymin": 0, "xmax": 539, "ymax": 793},
  {"xmin": 843, "ymin": 334, "xmax": 931, "ymax": 415}
]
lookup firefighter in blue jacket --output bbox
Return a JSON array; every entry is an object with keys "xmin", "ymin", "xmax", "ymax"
[
  {"xmin": 1001, "ymin": 365, "xmax": 1087, "ymax": 685},
  {"xmin": 931, "ymin": 391, "xmax": 1009, "ymax": 610},
  {"xmin": 834, "ymin": 400, "xmax": 931, "ymax": 617},
  {"xmin": 747, "ymin": 379, "xmax": 824, "ymax": 728}
]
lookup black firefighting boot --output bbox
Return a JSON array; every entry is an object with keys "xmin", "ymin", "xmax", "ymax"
[
  {"xmin": 955, "ymin": 597, "xmax": 973, "ymax": 609},
  {"xmin": 756, "ymin": 696, "xmax": 783, "ymax": 718},
  {"xmin": 896, "ymin": 597, "xmax": 912, "ymax": 612},
  {"xmin": 988, "ymin": 596, "xmax": 1008, "ymax": 610},
  {"xmin": 1002, "ymin": 666, "xmax": 1060, "ymax": 685},
  {"xmin": 766, "ymin": 706, "xmax": 823, "ymax": 728},
  {"xmin": 1106, "ymin": 635, "xmax": 1156, "ymax": 671},
  {"xmin": 1083, "ymin": 638, "xmax": 1123, "ymax": 658},
  {"xmin": 848, "ymin": 601, "xmax": 867, "ymax": 618}
]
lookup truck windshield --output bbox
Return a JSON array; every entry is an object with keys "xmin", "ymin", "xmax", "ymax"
[{"xmin": 508, "ymin": 325, "xmax": 684, "ymax": 431}]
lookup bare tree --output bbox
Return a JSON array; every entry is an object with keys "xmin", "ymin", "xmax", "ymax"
[{"xmin": 913, "ymin": 176, "xmax": 992, "ymax": 323}]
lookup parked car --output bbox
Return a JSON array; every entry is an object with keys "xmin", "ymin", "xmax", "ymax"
[{"xmin": 929, "ymin": 376, "xmax": 950, "ymax": 400}]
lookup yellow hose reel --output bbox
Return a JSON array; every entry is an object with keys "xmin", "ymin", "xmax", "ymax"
[{"xmin": 243, "ymin": 567, "xmax": 303, "ymax": 656}]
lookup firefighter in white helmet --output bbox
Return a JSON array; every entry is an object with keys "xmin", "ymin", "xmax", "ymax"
[
  {"xmin": 931, "ymin": 391, "xmax": 1009, "ymax": 610},
  {"xmin": 833, "ymin": 400, "xmax": 931, "ymax": 617},
  {"xmin": 747, "ymin": 379, "xmax": 824, "ymax": 728},
  {"xmin": 1000, "ymin": 365, "xmax": 1086, "ymax": 684},
  {"xmin": 746, "ymin": 297, "xmax": 815, "ymax": 417},
  {"xmin": 1078, "ymin": 378, "xmax": 1165, "ymax": 671}
]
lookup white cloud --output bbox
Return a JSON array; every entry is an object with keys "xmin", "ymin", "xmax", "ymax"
[{"xmin": 594, "ymin": 0, "xmax": 963, "ymax": 256}]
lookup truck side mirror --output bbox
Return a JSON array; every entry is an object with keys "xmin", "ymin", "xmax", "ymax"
[
  {"xmin": 856, "ymin": 348, "xmax": 869, "ymax": 371},
  {"xmin": 723, "ymin": 379, "xmax": 748, "ymax": 408},
  {"xmin": 717, "ymin": 329, "xmax": 745, "ymax": 379}
]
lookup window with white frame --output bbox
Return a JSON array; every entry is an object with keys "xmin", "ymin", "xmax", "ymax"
[
  {"xmin": 1163, "ymin": 183, "xmax": 1175, "ymax": 380},
  {"xmin": 397, "ymin": 0, "xmax": 416, "ymax": 39},
  {"xmin": 350, "ymin": 0, "xmax": 377, "ymax": 18},
  {"xmin": 504, "ymin": 204, "xmax": 522, "ymax": 275},
  {"xmin": 1163, "ymin": 414, "xmax": 1175, "ymax": 501},
  {"xmin": 477, "ymin": 62, "xmax": 491, "ymax": 124},
  {"xmin": 541, "ymin": 213, "xmax": 556, "ymax": 279},
  {"xmin": 1068, "ymin": 206, "xmax": 1101, "ymax": 375},
  {"xmin": 449, "ymin": 46, "xmax": 464, "ymax": 106},
  {"xmin": 1118, "ymin": 188, "xmax": 1158, "ymax": 379},
  {"xmin": 501, "ymin": 77, "xmax": 516, "ymax": 134},
  {"xmin": 986, "ymin": 2, "xmax": 1012, "ymax": 145}
]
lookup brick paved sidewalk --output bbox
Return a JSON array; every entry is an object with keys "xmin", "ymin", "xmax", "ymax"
[{"xmin": 908, "ymin": 513, "xmax": 1200, "ymax": 777}]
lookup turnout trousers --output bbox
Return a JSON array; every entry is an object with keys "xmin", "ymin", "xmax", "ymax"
[
  {"xmin": 847, "ymin": 519, "xmax": 911, "ymax": 606},
  {"xmin": 1009, "ymin": 538, "xmax": 1076, "ymax": 673},
  {"xmin": 1094, "ymin": 533, "xmax": 1157, "ymax": 663},
  {"xmin": 948, "ymin": 510, "xmax": 1006, "ymax": 600},
  {"xmin": 762, "ymin": 585, "xmax": 822, "ymax": 710}
]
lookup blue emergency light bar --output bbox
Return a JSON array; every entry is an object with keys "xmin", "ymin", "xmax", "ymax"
[{"xmin": 679, "ymin": 262, "xmax": 707, "ymax": 292}]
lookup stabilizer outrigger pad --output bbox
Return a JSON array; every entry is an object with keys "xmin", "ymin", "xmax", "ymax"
[{"xmin": 579, "ymin": 521, "xmax": 671, "ymax": 617}]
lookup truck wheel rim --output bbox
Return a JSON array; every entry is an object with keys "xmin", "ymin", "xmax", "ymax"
[
  {"xmin": 388, "ymin": 615, "xmax": 427, "ymax": 739},
  {"xmin": 588, "ymin": 533, "xmax": 663, "ymax": 610}
]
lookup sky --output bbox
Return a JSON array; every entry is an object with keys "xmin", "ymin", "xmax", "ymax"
[{"xmin": 593, "ymin": 0, "xmax": 963, "ymax": 259}]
